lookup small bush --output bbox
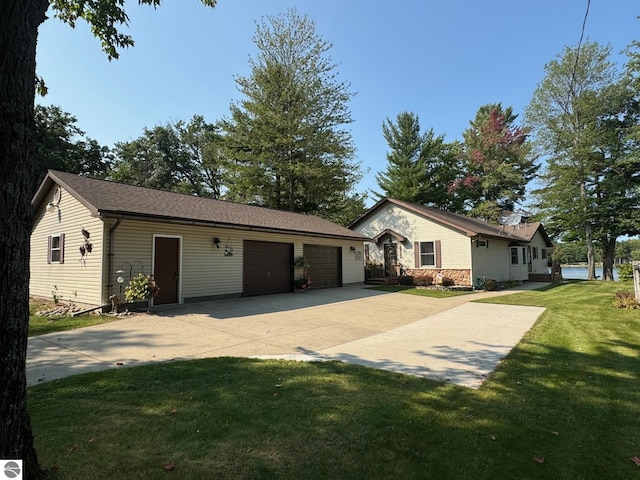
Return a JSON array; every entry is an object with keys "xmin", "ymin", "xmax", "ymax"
[
  {"xmin": 414, "ymin": 275, "xmax": 433, "ymax": 286},
  {"xmin": 441, "ymin": 277, "xmax": 454, "ymax": 287},
  {"xmin": 124, "ymin": 273, "xmax": 159, "ymax": 302},
  {"xmin": 398, "ymin": 275, "xmax": 414, "ymax": 286},
  {"xmin": 485, "ymin": 279, "xmax": 498, "ymax": 291},
  {"xmin": 617, "ymin": 263, "xmax": 634, "ymax": 281},
  {"xmin": 613, "ymin": 289, "xmax": 639, "ymax": 309}
]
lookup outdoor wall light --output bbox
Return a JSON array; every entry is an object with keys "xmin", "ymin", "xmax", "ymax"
[
  {"xmin": 213, "ymin": 237, "xmax": 221, "ymax": 248},
  {"xmin": 47, "ymin": 186, "xmax": 62, "ymax": 213},
  {"xmin": 350, "ymin": 246, "xmax": 356, "ymax": 251}
]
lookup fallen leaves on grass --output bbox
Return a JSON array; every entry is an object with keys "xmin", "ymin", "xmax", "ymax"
[
  {"xmin": 533, "ymin": 456, "xmax": 545, "ymax": 464},
  {"xmin": 631, "ymin": 456, "xmax": 640, "ymax": 467},
  {"xmin": 69, "ymin": 444, "xmax": 78, "ymax": 452},
  {"xmin": 164, "ymin": 463, "xmax": 176, "ymax": 471}
]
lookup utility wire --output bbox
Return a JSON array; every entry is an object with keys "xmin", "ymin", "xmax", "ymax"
[{"xmin": 569, "ymin": 0, "xmax": 591, "ymax": 96}]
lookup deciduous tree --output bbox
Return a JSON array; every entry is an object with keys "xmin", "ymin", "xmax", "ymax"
[
  {"xmin": 525, "ymin": 41, "xmax": 640, "ymax": 280},
  {"xmin": 456, "ymin": 104, "xmax": 536, "ymax": 222},
  {"xmin": 0, "ymin": 1, "xmax": 215, "ymax": 477},
  {"xmin": 110, "ymin": 115, "xmax": 224, "ymax": 197},
  {"xmin": 35, "ymin": 104, "xmax": 111, "ymax": 188}
]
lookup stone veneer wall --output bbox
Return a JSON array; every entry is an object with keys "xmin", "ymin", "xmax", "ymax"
[{"xmin": 405, "ymin": 269, "xmax": 471, "ymax": 286}]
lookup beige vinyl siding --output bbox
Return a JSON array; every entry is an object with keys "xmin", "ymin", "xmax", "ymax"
[
  {"xmin": 471, "ymin": 238, "xmax": 520, "ymax": 282},
  {"xmin": 508, "ymin": 245, "xmax": 529, "ymax": 281},
  {"xmin": 354, "ymin": 203, "xmax": 472, "ymax": 270},
  {"xmin": 105, "ymin": 219, "xmax": 364, "ymax": 303},
  {"xmin": 528, "ymin": 231, "xmax": 551, "ymax": 274},
  {"xmin": 30, "ymin": 185, "xmax": 104, "ymax": 305}
]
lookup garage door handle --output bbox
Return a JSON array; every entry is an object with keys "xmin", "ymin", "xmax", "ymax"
[
  {"xmin": 174, "ymin": 272, "xmax": 179, "ymax": 280},
  {"xmin": 267, "ymin": 271, "xmax": 270, "ymax": 276}
]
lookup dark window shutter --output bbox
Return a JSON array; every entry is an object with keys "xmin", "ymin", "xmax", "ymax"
[
  {"xmin": 47, "ymin": 236, "xmax": 52, "ymax": 264},
  {"xmin": 414, "ymin": 242, "xmax": 420, "ymax": 267},
  {"xmin": 435, "ymin": 240, "xmax": 442, "ymax": 268},
  {"xmin": 60, "ymin": 233, "xmax": 65, "ymax": 264}
]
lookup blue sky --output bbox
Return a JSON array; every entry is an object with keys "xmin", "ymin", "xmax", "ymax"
[{"xmin": 36, "ymin": 1, "xmax": 638, "ymax": 204}]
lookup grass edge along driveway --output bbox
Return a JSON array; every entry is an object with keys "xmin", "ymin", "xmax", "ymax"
[{"xmin": 29, "ymin": 281, "xmax": 640, "ymax": 480}]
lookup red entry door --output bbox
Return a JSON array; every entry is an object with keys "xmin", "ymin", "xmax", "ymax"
[{"xmin": 154, "ymin": 237, "xmax": 180, "ymax": 305}]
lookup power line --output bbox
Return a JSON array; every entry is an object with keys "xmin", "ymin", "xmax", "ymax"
[{"xmin": 569, "ymin": 0, "xmax": 591, "ymax": 96}]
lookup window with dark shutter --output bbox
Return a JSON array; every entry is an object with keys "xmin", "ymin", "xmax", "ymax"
[
  {"xmin": 415, "ymin": 241, "xmax": 440, "ymax": 267},
  {"xmin": 48, "ymin": 233, "xmax": 65, "ymax": 264}
]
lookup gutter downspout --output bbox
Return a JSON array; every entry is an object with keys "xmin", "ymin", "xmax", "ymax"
[{"xmin": 106, "ymin": 218, "xmax": 122, "ymax": 300}]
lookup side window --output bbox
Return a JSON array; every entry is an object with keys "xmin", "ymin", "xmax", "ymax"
[
  {"xmin": 48, "ymin": 234, "xmax": 65, "ymax": 264},
  {"xmin": 420, "ymin": 241, "xmax": 435, "ymax": 266},
  {"xmin": 510, "ymin": 247, "xmax": 519, "ymax": 265},
  {"xmin": 532, "ymin": 247, "xmax": 538, "ymax": 259}
]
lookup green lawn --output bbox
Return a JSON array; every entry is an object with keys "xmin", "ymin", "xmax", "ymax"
[
  {"xmin": 28, "ymin": 281, "xmax": 640, "ymax": 479},
  {"xmin": 29, "ymin": 301, "xmax": 120, "ymax": 337}
]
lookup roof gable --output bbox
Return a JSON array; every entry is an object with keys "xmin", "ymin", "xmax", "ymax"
[{"xmin": 33, "ymin": 171, "xmax": 368, "ymax": 241}]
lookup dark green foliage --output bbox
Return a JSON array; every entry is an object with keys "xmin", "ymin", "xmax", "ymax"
[
  {"xmin": 110, "ymin": 115, "xmax": 224, "ymax": 197},
  {"xmin": 374, "ymin": 111, "xmax": 463, "ymax": 211},
  {"xmin": 616, "ymin": 263, "xmax": 634, "ymax": 281},
  {"xmin": 219, "ymin": 9, "xmax": 363, "ymax": 217},
  {"xmin": 526, "ymin": 41, "xmax": 640, "ymax": 280},
  {"xmin": 397, "ymin": 275, "xmax": 414, "ymax": 285},
  {"xmin": 34, "ymin": 105, "xmax": 111, "ymax": 190}
]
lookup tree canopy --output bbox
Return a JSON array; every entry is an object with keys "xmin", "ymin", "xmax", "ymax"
[
  {"xmin": 455, "ymin": 103, "xmax": 537, "ymax": 222},
  {"xmin": 374, "ymin": 111, "xmax": 464, "ymax": 211},
  {"xmin": 110, "ymin": 115, "xmax": 224, "ymax": 197},
  {"xmin": 218, "ymin": 9, "xmax": 364, "ymax": 222},
  {"xmin": 34, "ymin": 104, "xmax": 111, "ymax": 190},
  {"xmin": 525, "ymin": 41, "xmax": 640, "ymax": 280}
]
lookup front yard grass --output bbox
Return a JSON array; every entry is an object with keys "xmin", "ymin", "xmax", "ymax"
[
  {"xmin": 28, "ymin": 281, "xmax": 640, "ymax": 479},
  {"xmin": 29, "ymin": 300, "xmax": 120, "ymax": 337}
]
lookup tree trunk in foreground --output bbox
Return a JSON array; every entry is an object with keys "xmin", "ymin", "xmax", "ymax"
[
  {"xmin": 0, "ymin": 1, "xmax": 49, "ymax": 478},
  {"xmin": 601, "ymin": 237, "xmax": 617, "ymax": 281}
]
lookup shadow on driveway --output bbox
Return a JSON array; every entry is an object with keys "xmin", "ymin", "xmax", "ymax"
[{"xmin": 150, "ymin": 284, "xmax": 395, "ymax": 319}]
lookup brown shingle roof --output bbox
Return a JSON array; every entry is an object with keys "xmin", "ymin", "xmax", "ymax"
[
  {"xmin": 33, "ymin": 171, "xmax": 368, "ymax": 241},
  {"xmin": 350, "ymin": 198, "xmax": 552, "ymax": 246}
]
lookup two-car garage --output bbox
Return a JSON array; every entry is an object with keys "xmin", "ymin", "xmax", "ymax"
[{"xmin": 243, "ymin": 241, "xmax": 342, "ymax": 296}]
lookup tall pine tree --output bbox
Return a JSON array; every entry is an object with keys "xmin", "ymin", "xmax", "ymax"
[
  {"xmin": 375, "ymin": 111, "xmax": 463, "ymax": 210},
  {"xmin": 219, "ymin": 9, "xmax": 362, "ymax": 219}
]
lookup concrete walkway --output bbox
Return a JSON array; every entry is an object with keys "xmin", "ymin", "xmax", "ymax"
[{"xmin": 27, "ymin": 283, "xmax": 547, "ymax": 389}]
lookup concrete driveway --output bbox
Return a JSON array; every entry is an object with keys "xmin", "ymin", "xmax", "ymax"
[{"xmin": 27, "ymin": 283, "xmax": 547, "ymax": 389}]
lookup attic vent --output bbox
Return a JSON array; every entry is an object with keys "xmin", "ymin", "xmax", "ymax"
[{"xmin": 476, "ymin": 239, "xmax": 488, "ymax": 248}]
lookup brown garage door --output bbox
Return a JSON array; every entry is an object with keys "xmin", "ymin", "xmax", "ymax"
[
  {"xmin": 303, "ymin": 245, "xmax": 342, "ymax": 289},
  {"xmin": 243, "ymin": 240, "xmax": 293, "ymax": 296}
]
